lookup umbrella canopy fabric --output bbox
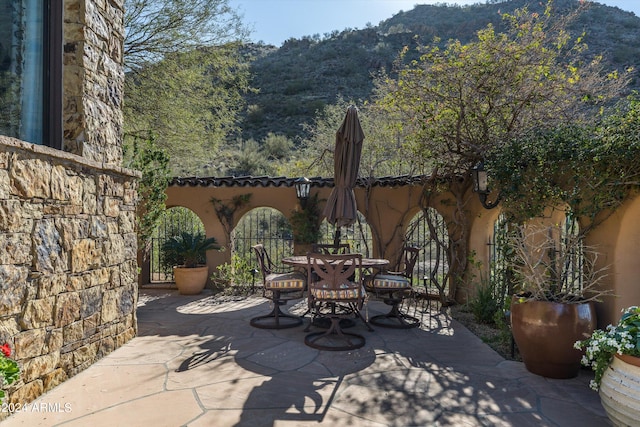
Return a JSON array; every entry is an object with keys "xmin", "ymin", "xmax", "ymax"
[{"xmin": 323, "ymin": 106, "xmax": 364, "ymax": 228}]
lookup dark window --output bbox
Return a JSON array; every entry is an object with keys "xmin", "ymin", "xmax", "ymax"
[{"xmin": 0, "ymin": 0, "xmax": 62, "ymax": 148}]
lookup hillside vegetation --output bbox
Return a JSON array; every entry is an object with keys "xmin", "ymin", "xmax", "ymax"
[{"xmin": 235, "ymin": 0, "xmax": 639, "ymax": 145}]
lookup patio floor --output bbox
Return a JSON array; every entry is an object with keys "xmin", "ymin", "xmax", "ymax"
[{"xmin": 2, "ymin": 288, "xmax": 609, "ymax": 427}]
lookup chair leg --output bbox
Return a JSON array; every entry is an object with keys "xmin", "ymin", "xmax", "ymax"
[
  {"xmin": 370, "ymin": 291, "xmax": 420, "ymax": 329},
  {"xmin": 304, "ymin": 317, "xmax": 365, "ymax": 351},
  {"xmin": 309, "ymin": 302, "xmax": 358, "ymax": 330},
  {"xmin": 351, "ymin": 302, "xmax": 373, "ymax": 332},
  {"xmin": 250, "ymin": 291, "xmax": 303, "ymax": 329},
  {"xmin": 304, "ymin": 300, "xmax": 322, "ymax": 332}
]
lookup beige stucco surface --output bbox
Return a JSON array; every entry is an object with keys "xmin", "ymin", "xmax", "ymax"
[{"xmin": 167, "ymin": 183, "xmax": 640, "ymax": 329}]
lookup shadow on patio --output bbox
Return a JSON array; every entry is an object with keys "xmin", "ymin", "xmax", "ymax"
[{"xmin": 2, "ymin": 288, "xmax": 608, "ymax": 427}]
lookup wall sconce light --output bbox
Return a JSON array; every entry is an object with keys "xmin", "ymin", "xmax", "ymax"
[
  {"xmin": 294, "ymin": 177, "xmax": 311, "ymax": 208},
  {"xmin": 471, "ymin": 161, "xmax": 500, "ymax": 210}
]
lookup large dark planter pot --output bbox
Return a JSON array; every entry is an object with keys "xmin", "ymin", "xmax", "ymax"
[{"xmin": 511, "ymin": 299, "xmax": 596, "ymax": 379}]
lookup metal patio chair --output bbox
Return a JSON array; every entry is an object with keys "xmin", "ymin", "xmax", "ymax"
[
  {"xmin": 304, "ymin": 252, "xmax": 371, "ymax": 351},
  {"xmin": 367, "ymin": 246, "xmax": 421, "ymax": 328},
  {"xmin": 311, "ymin": 243, "xmax": 351, "ymax": 254},
  {"xmin": 250, "ymin": 244, "xmax": 306, "ymax": 329}
]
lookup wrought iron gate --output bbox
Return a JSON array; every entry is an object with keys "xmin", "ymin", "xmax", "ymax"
[
  {"xmin": 149, "ymin": 207, "xmax": 205, "ymax": 283},
  {"xmin": 406, "ymin": 208, "xmax": 450, "ymax": 297}
]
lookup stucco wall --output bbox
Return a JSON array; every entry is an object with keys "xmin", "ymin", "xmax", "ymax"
[
  {"xmin": 584, "ymin": 194, "xmax": 640, "ymax": 327},
  {"xmin": 164, "ymin": 181, "xmax": 462, "ymax": 296},
  {"xmin": 467, "ymin": 196, "xmax": 640, "ymax": 328}
]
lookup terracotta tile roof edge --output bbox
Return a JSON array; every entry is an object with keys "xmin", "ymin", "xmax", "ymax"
[{"xmin": 169, "ymin": 175, "xmax": 436, "ymax": 188}]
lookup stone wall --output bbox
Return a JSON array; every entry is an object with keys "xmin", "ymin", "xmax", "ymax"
[
  {"xmin": 0, "ymin": 137, "xmax": 138, "ymax": 411},
  {"xmin": 0, "ymin": 0, "xmax": 138, "ymax": 416},
  {"xmin": 63, "ymin": 0, "xmax": 125, "ymax": 165}
]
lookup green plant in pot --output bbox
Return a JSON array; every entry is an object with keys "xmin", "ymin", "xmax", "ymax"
[
  {"xmin": 289, "ymin": 193, "xmax": 322, "ymax": 254},
  {"xmin": 162, "ymin": 232, "xmax": 221, "ymax": 295},
  {"xmin": 505, "ymin": 222, "xmax": 610, "ymax": 379}
]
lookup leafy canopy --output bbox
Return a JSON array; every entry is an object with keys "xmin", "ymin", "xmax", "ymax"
[
  {"xmin": 376, "ymin": 1, "xmax": 627, "ymax": 181},
  {"xmin": 488, "ymin": 95, "xmax": 640, "ymax": 226},
  {"xmin": 123, "ymin": 0, "xmax": 252, "ymax": 175},
  {"xmin": 124, "ymin": 0, "xmax": 248, "ymax": 71}
]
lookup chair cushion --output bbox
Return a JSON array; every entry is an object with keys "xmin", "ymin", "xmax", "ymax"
[
  {"xmin": 310, "ymin": 284, "xmax": 365, "ymax": 300},
  {"xmin": 265, "ymin": 272, "xmax": 306, "ymax": 290},
  {"xmin": 372, "ymin": 274, "xmax": 410, "ymax": 290}
]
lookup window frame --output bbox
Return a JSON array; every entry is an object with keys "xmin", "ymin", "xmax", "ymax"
[{"xmin": 44, "ymin": 0, "xmax": 63, "ymax": 150}]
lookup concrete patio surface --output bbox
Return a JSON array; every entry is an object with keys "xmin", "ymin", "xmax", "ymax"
[{"xmin": 2, "ymin": 288, "xmax": 609, "ymax": 427}]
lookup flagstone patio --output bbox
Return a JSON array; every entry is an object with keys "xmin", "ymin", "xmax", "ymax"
[{"xmin": 2, "ymin": 288, "xmax": 609, "ymax": 426}]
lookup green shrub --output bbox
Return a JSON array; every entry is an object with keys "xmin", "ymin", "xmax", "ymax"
[
  {"xmin": 212, "ymin": 253, "xmax": 256, "ymax": 294},
  {"xmin": 290, "ymin": 193, "xmax": 322, "ymax": 244},
  {"xmin": 161, "ymin": 232, "xmax": 219, "ymax": 268},
  {"xmin": 469, "ymin": 278, "xmax": 500, "ymax": 325}
]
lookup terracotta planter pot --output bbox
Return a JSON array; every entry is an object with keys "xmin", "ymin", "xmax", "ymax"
[
  {"xmin": 173, "ymin": 265, "xmax": 209, "ymax": 295},
  {"xmin": 510, "ymin": 299, "xmax": 596, "ymax": 379},
  {"xmin": 600, "ymin": 354, "xmax": 640, "ymax": 427}
]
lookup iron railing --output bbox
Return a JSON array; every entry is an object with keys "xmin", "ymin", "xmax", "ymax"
[
  {"xmin": 488, "ymin": 214, "xmax": 584, "ymax": 304},
  {"xmin": 149, "ymin": 207, "xmax": 205, "ymax": 282},
  {"xmin": 406, "ymin": 208, "xmax": 450, "ymax": 296},
  {"xmin": 148, "ymin": 206, "xmax": 451, "ymax": 291}
]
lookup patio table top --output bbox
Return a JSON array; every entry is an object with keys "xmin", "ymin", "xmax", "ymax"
[{"xmin": 282, "ymin": 255, "xmax": 389, "ymax": 268}]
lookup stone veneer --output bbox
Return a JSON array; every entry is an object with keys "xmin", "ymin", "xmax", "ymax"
[
  {"xmin": 0, "ymin": 0, "xmax": 138, "ymax": 416},
  {"xmin": 0, "ymin": 137, "xmax": 138, "ymax": 410},
  {"xmin": 64, "ymin": 0, "xmax": 125, "ymax": 165}
]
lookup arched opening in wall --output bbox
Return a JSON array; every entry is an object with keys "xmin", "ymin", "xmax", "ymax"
[
  {"xmin": 489, "ymin": 212, "xmax": 584, "ymax": 305},
  {"xmin": 233, "ymin": 207, "xmax": 295, "ymax": 281},
  {"xmin": 406, "ymin": 208, "xmax": 450, "ymax": 299},
  {"xmin": 319, "ymin": 212, "xmax": 373, "ymax": 256},
  {"xmin": 149, "ymin": 206, "xmax": 205, "ymax": 283}
]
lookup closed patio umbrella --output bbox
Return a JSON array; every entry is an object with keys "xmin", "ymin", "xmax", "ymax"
[{"xmin": 323, "ymin": 105, "xmax": 364, "ymax": 245}]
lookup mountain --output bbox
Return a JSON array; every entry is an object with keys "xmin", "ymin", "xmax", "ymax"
[{"xmin": 233, "ymin": 0, "xmax": 640, "ymax": 145}]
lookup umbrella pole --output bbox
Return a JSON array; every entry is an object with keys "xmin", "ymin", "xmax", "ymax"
[{"xmin": 333, "ymin": 228, "xmax": 341, "ymax": 247}]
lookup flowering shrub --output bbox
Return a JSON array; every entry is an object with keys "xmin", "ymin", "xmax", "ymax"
[
  {"xmin": 0, "ymin": 343, "xmax": 19, "ymax": 403},
  {"xmin": 575, "ymin": 306, "xmax": 640, "ymax": 390}
]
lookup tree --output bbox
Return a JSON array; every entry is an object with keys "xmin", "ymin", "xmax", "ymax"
[
  {"xmin": 375, "ymin": 1, "xmax": 628, "ymax": 299},
  {"xmin": 124, "ymin": 45, "xmax": 252, "ymax": 175},
  {"xmin": 122, "ymin": 133, "xmax": 171, "ymax": 254},
  {"xmin": 124, "ymin": 0, "xmax": 248, "ymax": 72},
  {"xmin": 123, "ymin": 0, "xmax": 252, "ymax": 253},
  {"xmin": 380, "ymin": 2, "xmax": 626, "ymax": 180},
  {"xmin": 285, "ymin": 97, "xmax": 417, "ymax": 179}
]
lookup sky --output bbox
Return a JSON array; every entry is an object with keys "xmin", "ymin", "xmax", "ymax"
[{"xmin": 229, "ymin": 0, "xmax": 640, "ymax": 46}]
